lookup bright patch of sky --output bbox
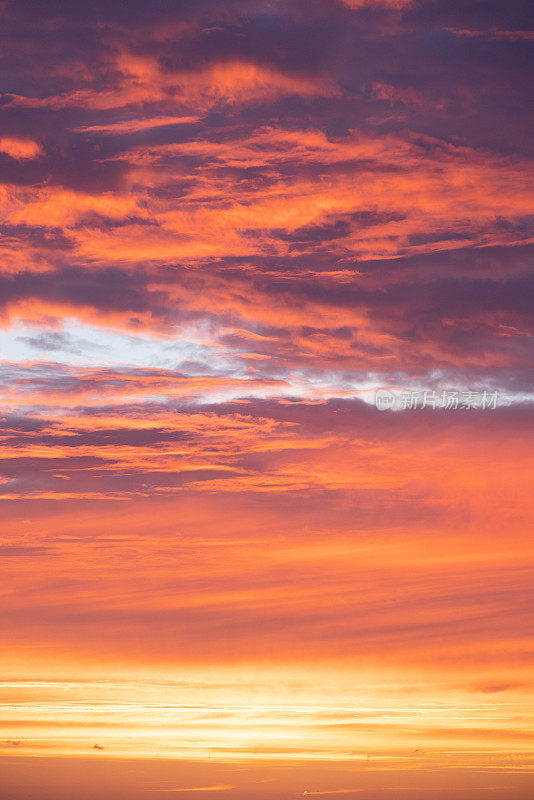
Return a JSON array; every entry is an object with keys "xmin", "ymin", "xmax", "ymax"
[{"xmin": 0, "ymin": 318, "xmax": 227, "ymax": 372}]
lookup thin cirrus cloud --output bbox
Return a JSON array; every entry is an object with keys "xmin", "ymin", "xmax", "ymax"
[
  {"xmin": 1, "ymin": 0, "xmax": 533, "ymax": 798},
  {"xmin": 146, "ymin": 788, "xmax": 236, "ymax": 794},
  {"xmin": 73, "ymin": 116, "xmax": 202, "ymax": 135},
  {"xmin": 297, "ymin": 791, "xmax": 364, "ymax": 796}
]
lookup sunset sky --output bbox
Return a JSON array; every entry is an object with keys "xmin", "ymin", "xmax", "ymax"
[{"xmin": 1, "ymin": 1, "xmax": 533, "ymax": 798}]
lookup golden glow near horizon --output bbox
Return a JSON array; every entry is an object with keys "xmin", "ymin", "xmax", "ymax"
[{"xmin": 2, "ymin": 669, "xmax": 534, "ymax": 767}]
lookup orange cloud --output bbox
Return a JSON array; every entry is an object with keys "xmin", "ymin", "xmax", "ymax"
[
  {"xmin": 0, "ymin": 137, "xmax": 43, "ymax": 160},
  {"xmin": 73, "ymin": 116, "xmax": 201, "ymax": 135},
  {"xmin": 7, "ymin": 55, "xmax": 335, "ymax": 114}
]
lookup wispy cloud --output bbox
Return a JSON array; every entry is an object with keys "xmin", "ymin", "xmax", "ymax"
[{"xmin": 146, "ymin": 788, "xmax": 236, "ymax": 794}]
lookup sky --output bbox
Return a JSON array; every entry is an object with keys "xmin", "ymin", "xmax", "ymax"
[{"xmin": 0, "ymin": 0, "xmax": 533, "ymax": 798}]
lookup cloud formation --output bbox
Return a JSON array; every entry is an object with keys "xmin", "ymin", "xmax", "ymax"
[{"xmin": 1, "ymin": 1, "xmax": 533, "ymax": 797}]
